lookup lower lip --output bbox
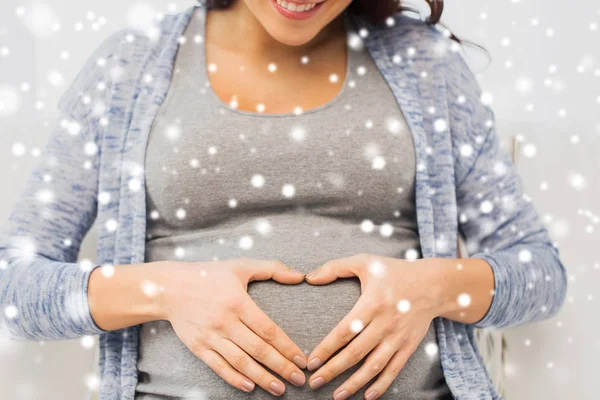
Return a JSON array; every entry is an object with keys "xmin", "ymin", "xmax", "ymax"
[{"xmin": 271, "ymin": 0, "xmax": 325, "ymax": 20}]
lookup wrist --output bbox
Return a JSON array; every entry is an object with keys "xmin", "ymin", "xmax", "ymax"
[
  {"xmin": 134, "ymin": 261, "xmax": 170, "ymax": 321},
  {"xmin": 431, "ymin": 258, "xmax": 463, "ymax": 317},
  {"xmin": 420, "ymin": 257, "xmax": 495, "ymax": 324},
  {"xmin": 88, "ymin": 262, "xmax": 168, "ymax": 331},
  {"xmin": 415, "ymin": 257, "xmax": 456, "ymax": 318}
]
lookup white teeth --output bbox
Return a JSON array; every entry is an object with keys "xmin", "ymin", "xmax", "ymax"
[{"xmin": 276, "ymin": 0, "xmax": 317, "ymax": 12}]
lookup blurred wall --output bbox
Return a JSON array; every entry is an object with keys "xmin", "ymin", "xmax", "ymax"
[{"xmin": 0, "ymin": 0, "xmax": 597, "ymax": 399}]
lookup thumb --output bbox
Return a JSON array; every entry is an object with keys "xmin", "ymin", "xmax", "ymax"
[
  {"xmin": 305, "ymin": 259, "xmax": 356, "ymax": 285},
  {"xmin": 245, "ymin": 259, "xmax": 305, "ymax": 285}
]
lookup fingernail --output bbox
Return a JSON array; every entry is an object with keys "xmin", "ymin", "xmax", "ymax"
[
  {"xmin": 334, "ymin": 389, "xmax": 349, "ymax": 400},
  {"xmin": 309, "ymin": 376, "xmax": 325, "ymax": 389},
  {"xmin": 293, "ymin": 354, "xmax": 307, "ymax": 369},
  {"xmin": 290, "ymin": 371, "xmax": 305, "ymax": 386},
  {"xmin": 307, "ymin": 357, "xmax": 321, "ymax": 371},
  {"xmin": 270, "ymin": 381, "xmax": 285, "ymax": 395},
  {"xmin": 291, "ymin": 269, "xmax": 305, "ymax": 276},
  {"xmin": 241, "ymin": 380, "xmax": 255, "ymax": 392},
  {"xmin": 365, "ymin": 389, "xmax": 378, "ymax": 400},
  {"xmin": 306, "ymin": 271, "xmax": 319, "ymax": 279}
]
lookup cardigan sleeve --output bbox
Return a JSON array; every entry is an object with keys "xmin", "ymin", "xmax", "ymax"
[
  {"xmin": 446, "ymin": 50, "xmax": 568, "ymax": 330},
  {"xmin": 0, "ymin": 28, "xmax": 133, "ymax": 341}
]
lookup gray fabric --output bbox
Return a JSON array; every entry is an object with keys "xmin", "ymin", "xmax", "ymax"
[{"xmin": 135, "ymin": 7, "xmax": 451, "ymax": 400}]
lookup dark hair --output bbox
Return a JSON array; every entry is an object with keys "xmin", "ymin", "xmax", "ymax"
[
  {"xmin": 348, "ymin": 0, "xmax": 461, "ymax": 42},
  {"xmin": 348, "ymin": 0, "xmax": 444, "ymax": 25}
]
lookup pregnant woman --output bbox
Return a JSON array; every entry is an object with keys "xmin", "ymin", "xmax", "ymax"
[{"xmin": 0, "ymin": 0, "xmax": 567, "ymax": 399}]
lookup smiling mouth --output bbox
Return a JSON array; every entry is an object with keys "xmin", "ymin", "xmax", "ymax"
[
  {"xmin": 275, "ymin": 0, "xmax": 320, "ymax": 12},
  {"xmin": 272, "ymin": 0, "xmax": 327, "ymax": 19}
]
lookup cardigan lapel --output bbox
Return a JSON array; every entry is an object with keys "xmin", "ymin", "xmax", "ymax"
[
  {"xmin": 97, "ymin": 7, "xmax": 200, "ymax": 399},
  {"xmin": 348, "ymin": 11, "xmax": 464, "ymax": 395},
  {"xmin": 126, "ymin": 5, "xmax": 199, "ymax": 267},
  {"xmin": 349, "ymin": 12, "xmax": 437, "ymax": 259}
]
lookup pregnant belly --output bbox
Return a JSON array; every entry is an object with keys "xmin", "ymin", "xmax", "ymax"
[
  {"xmin": 136, "ymin": 277, "xmax": 448, "ymax": 400},
  {"xmin": 247, "ymin": 276, "xmax": 363, "ymax": 356}
]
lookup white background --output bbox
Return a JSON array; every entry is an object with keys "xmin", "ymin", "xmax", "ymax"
[{"xmin": 0, "ymin": 0, "xmax": 598, "ymax": 399}]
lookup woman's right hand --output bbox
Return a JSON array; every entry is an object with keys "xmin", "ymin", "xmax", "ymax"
[{"xmin": 149, "ymin": 258, "xmax": 308, "ymax": 396}]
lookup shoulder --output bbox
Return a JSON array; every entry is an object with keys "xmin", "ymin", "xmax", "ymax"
[
  {"xmin": 57, "ymin": 10, "xmax": 187, "ymax": 120},
  {"xmin": 374, "ymin": 12, "xmax": 483, "ymax": 99},
  {"xmin": 389, "ymin": 13, "xmax": 446, "ymax": 46},
  {"xmin": 388, "ymin": 14, "xmax": 489, "ymax": 122},
  {"xmin": 381, "ymin": 14, "xmax": 496, "ymax": 176},
  {"xmin": 56, "ymin": 26, "xmax": 141, "ymax": 119},
  {"xmin": 379, "ymin": 13, "xmax": 480, "ymax": 88},
  {"xmin": 374, "ymin": 13, "xmax": 452, "ymax": 62}
]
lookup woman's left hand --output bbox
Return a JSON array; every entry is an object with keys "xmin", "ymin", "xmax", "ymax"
[{"xmin": 304, "ymin": 253, "xmax": 445, "ymax": 400}]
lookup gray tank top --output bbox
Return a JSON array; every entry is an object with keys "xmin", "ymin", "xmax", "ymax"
[{"xmin": 135, "ymin": 6, "xmax": 451, "ymax": 400}]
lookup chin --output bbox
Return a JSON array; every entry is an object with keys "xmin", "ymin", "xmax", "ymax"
[
  {"xmin": 268, "ymin": 28, "xmax": 320, "ymax": 46},
  {"xmin": 252, "ymin": 0, "xmax": 343, "ymax": 46}
]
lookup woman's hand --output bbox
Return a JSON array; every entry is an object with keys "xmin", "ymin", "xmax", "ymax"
[
  {"xmin": 148, "ymin": 258, "xmax": 309, "ymax": 396},
  {"xmin": 303, "ymin": 253, "xmax": 446, "ymax": 400}
]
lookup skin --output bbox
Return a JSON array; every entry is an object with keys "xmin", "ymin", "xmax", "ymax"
[
  {"xmin": 303, "ymin": 254, "xmax": 494, "ymax": 399},
  {"xmin": 89, "ymin": 259, "xmax": 311, "ymax": 396},
  {"xmin": 204, "ymin": 0, "xmax": 353, "ymax": 114},
  {"xmin": 89, "ymin": 0, "xmax": 496, "ymax": 398}
]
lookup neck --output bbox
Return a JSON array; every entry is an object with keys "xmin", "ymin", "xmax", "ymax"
[{"xmin": 207, "ymin": 0, "xmax": 346, "ymax": 61}]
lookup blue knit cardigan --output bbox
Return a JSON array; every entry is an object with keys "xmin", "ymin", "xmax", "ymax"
[{"xmin": 0, "ymin": 3, "xmax": 567, "ymax": 399}]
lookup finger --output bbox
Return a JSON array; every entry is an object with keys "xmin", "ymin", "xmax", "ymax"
[
  {"xmin": 331, "ymin": 339, "xmax": 398, "ymax": 399},
  {"xmin": 239, "ymin": 295, "xmax": 308, "ymax": 369},
  {"xmin": 198, "ymin": 349, "xmax": 256, "ymax": 393},
  {"xmin": 305, "ymin": 254, "xmax": 367, "ymax": 285},
  {"xmin": 228, "ymin": 321, "xmax": 306, "ymax": 386},
  {"xmin": 307, "ymin": 296, "xmax": 375, "ymax": 371},
  {"xmin": 309, "ymin": 321, "xmax": 383, "ymax": 390},
  {"xmin": 214, "ymin": 337, "xmax": 288, "ymax": 396},
  {"xmin": 363, "ymin": 345, "xmax": 415, "ymax": 400},
  {"xmin": 238, "ymin": 258, "xmax": 305, "ymax": 285}
]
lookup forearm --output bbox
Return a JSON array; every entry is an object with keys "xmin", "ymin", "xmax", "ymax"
[
  {"xmin": 88, "ymin": 262, "xmax": 166, "ymax": 331},
  {"xmin": 423, "ymin": 257, "xmax": 495, "ymax": 325}
]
